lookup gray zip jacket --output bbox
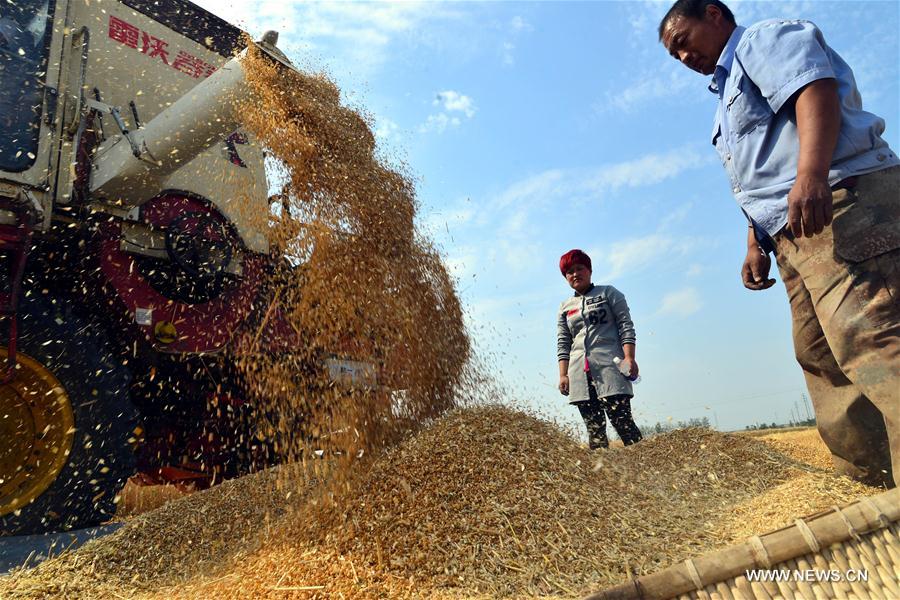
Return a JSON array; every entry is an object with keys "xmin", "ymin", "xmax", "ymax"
[{"xmin": 557, "ymin": 284, "xmax": 636, "ymax": 402}]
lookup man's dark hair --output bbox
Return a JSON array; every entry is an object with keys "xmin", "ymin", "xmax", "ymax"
[{"xmin": 658, "ymin": 0, "xmax": 736, "ymax": 40}]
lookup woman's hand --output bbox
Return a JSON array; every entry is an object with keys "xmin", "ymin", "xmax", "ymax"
[
  {"xmin": 621, "ymin": 357, "xmax": 639, "ymax": 380},
  {"xmin": 558, "ymin": 374, "xmax": 570, "ymax": 396}
]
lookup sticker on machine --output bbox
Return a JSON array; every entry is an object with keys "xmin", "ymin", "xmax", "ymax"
[{"xmin": 135, "ymin": 308, "xmax": 153, "ymax": 326}]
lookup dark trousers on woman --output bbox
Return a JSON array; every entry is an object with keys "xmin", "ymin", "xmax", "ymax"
[{"xmin": 574, "ymin": 380, "xmax": 642, "ymax": 449}]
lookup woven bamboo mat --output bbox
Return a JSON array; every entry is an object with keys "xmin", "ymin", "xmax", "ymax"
[{"xmin": 587, "ymin": 486, "xmax": 900, "ymax": 600}]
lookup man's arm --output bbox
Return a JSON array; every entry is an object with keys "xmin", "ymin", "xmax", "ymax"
[{"xmin": 788, "ymin": 78, "xmax": 841, "ymax": 238}]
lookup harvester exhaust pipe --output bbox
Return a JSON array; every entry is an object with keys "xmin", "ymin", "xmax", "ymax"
[{"xmin": 88, "ymin": 37, "xmax": 289, "ymax": 205}]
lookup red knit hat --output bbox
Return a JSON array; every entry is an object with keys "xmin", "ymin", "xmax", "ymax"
[{"xmin": 559, "ymin": 249, "xmax": 591, "ymax": 275}]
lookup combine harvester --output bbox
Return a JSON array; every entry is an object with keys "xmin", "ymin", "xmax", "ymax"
[{"xmin": 0, "ymin": 0, "xmax": 372, "ymax": 535}]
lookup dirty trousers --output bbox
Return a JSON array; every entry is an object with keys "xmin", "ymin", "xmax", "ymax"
[
  {"xmin": 774, "ymin": 165, "xmax": 900, "ymax": 488},
  {"xmin": 574, "ymin": 380, "xmax": 643, "ymax": 449}
]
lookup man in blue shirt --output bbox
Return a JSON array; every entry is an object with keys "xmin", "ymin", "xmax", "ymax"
[{"xmin": 659, "ymin": 0, "xmax": 899, "ymax": 488}]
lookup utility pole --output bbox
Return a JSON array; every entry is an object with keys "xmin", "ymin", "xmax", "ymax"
[{"xmin": 801, "ymin": 392, "xmax": 813, "ymax": 421}]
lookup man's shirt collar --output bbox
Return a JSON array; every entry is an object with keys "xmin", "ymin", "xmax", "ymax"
[{"xmin": 709, "ymin": 26, "xmax": 746, "ymax": 97}]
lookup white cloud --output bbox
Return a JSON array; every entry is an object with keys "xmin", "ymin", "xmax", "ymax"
[
  {"xmin": 418, "ymin": 113, "xmax": 462, "ymax": 134},
  {"xmin": 494, "ymin": 169, "xmax": 565, "ymax": 209},
  {"xmin": 374, "ymin": 117, "xmax": 400, "ymax": 142},
  {"xmin": 434, "ymin": 91, "xmax": 476, "ymax": 118},
  {"xmin": 510, "ymin": 15, "xmax": 533, "ymax": 33},
  {"xmin": 686, "ymin": 264, "xmax": 704, "ymax": 277},
  {"xmin": 487, "ymin": 146, "xmax": 708, "ymax": 216},
  {"xmin": 192, "ymin": 0, "xmax": 464, "ymax": 76},
  {"xmin": 488, "ymin": 146, "xmax": 710, "ymax": 214},
  {"xmin": 443, "ymin": 245, "xmax": 480, "ymax": 279},
  {"xmin": 598, "ymin": 234, "xmax": 695, "ymax": 281},
  {"xmin": 421, "ymin": 90, "xmax": 476, "ymax": 134},
  {"xmin": 499, "ymin": 14, "xmax": 534, "ymax": 67},
  {"xmin": 498, "ymin": 207, "xmax": 531, "ymax": 239},
  {"xmin": 628, "ymin": 11, "xmax": 651, "ymax": 36},
  {"xmin": 502, "ymin": 41, "xmax": 516, "ymax": 66},
  {"xmin": 421, "ymin": 201, "xmax": 477, "ymax": 237},
  {"xmin": 839, "ymin": 18, "xmax": 898, "ymax": 106},
  {"xmin": 657, "ymin": 202, "xmax": 693, "ymax": 229},
  {"xmin": 428, "ymin": 149, "xmax": 710, "ymax": 276},
  {"xmin": 728, "ymin": 1, "xmax": 821, "ymax": 25},
  {"xmin": 657, "ymin": 287, "xmax": 703, "ymax": 317},
  {"xmin": 626, "ymin": 0, "xmax": 820, "ymax": 42},
  {"xmin": 599, "ymin": 68, "xmax": 696, "ymax": 114},
  {"xmin": 499, "ymin": 237, "xmax": 544, "ymax": 274},
  {"xmin": 428, "ymin": 149, "xmax": 709, "ymax": 280},
  {"xmin": 583, "ymin": 147, "xmax": 711, "ymax": 192}
]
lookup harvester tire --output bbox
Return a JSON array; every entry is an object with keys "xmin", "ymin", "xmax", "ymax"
[{"xmin": 0, "ymin": 292, "xmax": 137, "ymax": 535}]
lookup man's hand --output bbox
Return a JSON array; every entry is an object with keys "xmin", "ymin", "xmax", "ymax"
[
  {"xmin": 787, "ymin": 173, "xmax": 833, "ymax": 238},
  {"xmin": 558, "ymin": 374, "xmax": 570, "ymax": 396},
  {"xmin": 742, "ymin": 245, "xmax": 776, "ymax": 290}
]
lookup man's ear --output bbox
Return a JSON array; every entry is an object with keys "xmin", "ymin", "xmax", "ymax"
[{"xmin": 705, "ymin": 3, "xmax": 722, "ymax": 23}]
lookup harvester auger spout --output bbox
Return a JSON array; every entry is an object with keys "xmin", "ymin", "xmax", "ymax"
[{"xmin": 89, "ymin": 37, "xmax": 291, "ymax": 205}]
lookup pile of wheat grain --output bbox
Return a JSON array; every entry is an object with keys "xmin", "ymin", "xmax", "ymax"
[
  {"xmin": 712, "ymin": 472, "xmax": 873, "ymax": 541},
  {"xmin": 760, "ymin": 428, "xmax": 835, "ymax": 471},
  {"xmin": 0, "ymin": 462, "xmax": 320, "ymax": 599},
  {"xmin": 0, "ymin": 407, "xmax": 877, "ymax": 599},
  {"xmin": 168, "ymin": 407, "xmax": 877, "ymax": 599}
]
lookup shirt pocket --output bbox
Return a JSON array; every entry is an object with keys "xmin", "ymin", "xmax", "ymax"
[
  {"xmin": 727, "ymin": 77, "xmax": 772, "ymax": 140},
  {"xmin": 566, "ymin": 310, "xmax": 584, "ymax": 335}
]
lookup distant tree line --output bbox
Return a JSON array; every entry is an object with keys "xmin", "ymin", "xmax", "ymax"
[
  {"xmin": 744, "ymin": 417, "xmax": 816, "ymax": 431},
  {"xmin": 627, "ymin": 417, "xmax": 712, "ymax": 439},
  {"xmin": 619, "ymin": 414, "xmax": 817, "ymax": 440}
]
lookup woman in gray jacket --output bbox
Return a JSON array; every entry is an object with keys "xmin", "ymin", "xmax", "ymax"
[{"xmin": 557, "ymin": 249, "xmax": 642, "ymax": 449}]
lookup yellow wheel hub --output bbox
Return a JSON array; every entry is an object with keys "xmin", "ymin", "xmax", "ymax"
[{"xmin": 0, "ymin": 351, "xmax": 74, "ymax": 517}]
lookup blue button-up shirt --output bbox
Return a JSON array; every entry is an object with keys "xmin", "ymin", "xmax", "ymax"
[{"xmin": 710, "ymin": 19, "xmax": 899, "ymax": 239}]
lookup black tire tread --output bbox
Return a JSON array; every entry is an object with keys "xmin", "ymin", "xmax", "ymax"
[{"xmin": 0, "ymin": 291, "xmax": 137, "ymax": 535}]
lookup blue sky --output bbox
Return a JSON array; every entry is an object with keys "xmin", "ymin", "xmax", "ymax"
[{"xmin": 195, "ymin": 0, "xmax": 899, "ymax": 433}]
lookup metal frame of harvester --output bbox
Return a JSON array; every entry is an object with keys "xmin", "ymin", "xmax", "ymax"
[{"xmin": 0, "ymin": 0, "xmax": 369, "ymax": 535}]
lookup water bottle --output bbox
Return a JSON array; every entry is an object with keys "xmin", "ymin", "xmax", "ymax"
[{"xmin": 613, "ymin": 356, "xmax": 641, "ymax": 384}]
